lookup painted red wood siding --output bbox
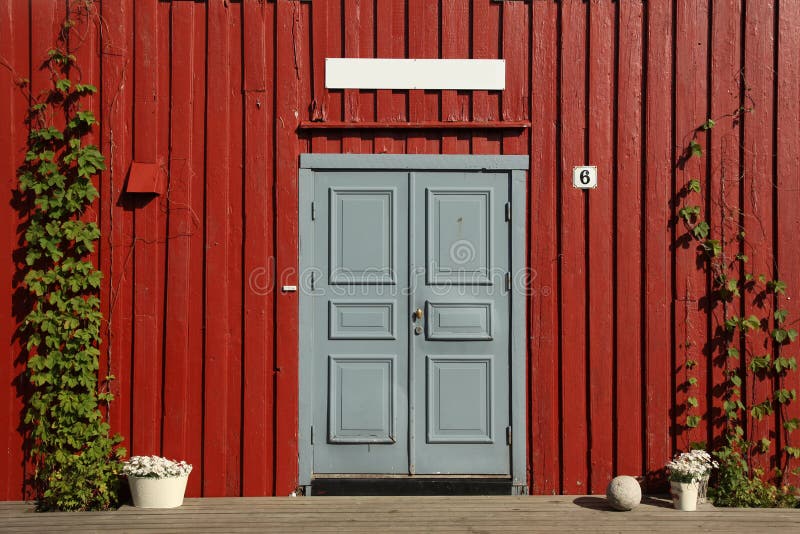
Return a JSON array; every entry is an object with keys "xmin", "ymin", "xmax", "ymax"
[{"xmin": 1, "ymin": 0, "xmax": 799, "ymax": 498}]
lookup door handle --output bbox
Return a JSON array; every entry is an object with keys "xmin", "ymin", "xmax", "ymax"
[{"xmin": 414, "ymin": 307, "xmax": 424, "ymax": 320}]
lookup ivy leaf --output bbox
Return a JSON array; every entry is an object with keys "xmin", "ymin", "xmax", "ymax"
[
  {"xmin": 784, "ymin": 418, "xmax": 800, "ymax": 433},
  {"xmin": 688, "ymin": 179, "xmax": 701, "ymax": 193},
  {"xmin": 687, "ymin": 396, "xmax": 699, "ymax": 407},
  {"xmin": 749, "ymin": 354, "xmax": 771, "ymax": 372},
  {"xmin": 679, "ymin": 205, "xmax": 700, "ymax": 222},
  {"xmin": 774, "ymin": 356, "xmax": 797, "ymax": 373},
  {"xmin": 686, "ymin": 415, "xmax": 701, "ymax": 428},
  {"xmin": 773, "ymin": 329, "xmax": 788, "ymax": 344},
  {"xmin": 693, "ymin": 221, "xmax": 710, "ymax": 239},
  {"xmin": 702, "ymin": 239, "xmax": 722, "ymax": 257},
  {"xmin": 775, "ymin": 389, "xmax": 796, "ymax": 404},
  {"xmin": 750, "ymin": 401, "xmax": 774, "ymax": 421},
  {"xmin": 774, "ymin": 309, "xmax": 788, "ymax": 324},
  {"xmin": 55, "ymin": 78, "xmax": 71, "ymax": 92},
  {"xmin": 786, "ymin": 446, "xmax": 800, "ymax": 459},
  {"xmin": 689, "ymin": 140, "xmax": 703, "ymax": 158},
  {"xmin": 730, "ymin": 374, "xmax": 742, "ymax": 387},
  {"xmin": 727, "ymin": 347, "xmax": 740, "ymax": 359},
  {"xmin": 702, "ymin": 118, "xmax": 716, "ymax": 130},
  {"xmin": 767, "ymin": 280, "xmax": 787, "ymax": 295}
]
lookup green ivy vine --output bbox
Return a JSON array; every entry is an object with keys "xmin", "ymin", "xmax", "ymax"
[
  {"xmin": 17, "ymin": 12, "xmax": 125, "ymax": 511},
  {"xmin": 677, "ymin": 115, "xmax": 800, "ymax": 507}
]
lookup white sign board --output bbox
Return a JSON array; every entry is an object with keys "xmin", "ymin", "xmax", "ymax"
[
  {"xmin": 325, "ymin": 58, "xmax": 506, "ymax": 90},
  {"xmin": 572, "ymin": 166, "xmax": 598, "ymax": 189}
]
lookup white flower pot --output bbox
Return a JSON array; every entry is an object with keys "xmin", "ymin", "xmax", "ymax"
[
  {"xmin": 670, "ymin": 480, "xmax": 699, "ymax": 511},
  {"xmin": 128, "ymin": 474, "xmax": 189, "ymax": 508}
]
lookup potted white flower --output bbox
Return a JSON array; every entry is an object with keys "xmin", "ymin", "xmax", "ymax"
[
  {"xmin": 123, "ymin": 455, "xmax": 193, "ymax": 508},
  {"xmin": 665, "ymin": 450, "xmax": 718, "ymax": 511}
]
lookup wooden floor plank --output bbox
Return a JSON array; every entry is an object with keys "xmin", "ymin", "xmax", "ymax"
[{"xmin": 1, "ymin": 496, "xmax": 799, "ymax": 533}]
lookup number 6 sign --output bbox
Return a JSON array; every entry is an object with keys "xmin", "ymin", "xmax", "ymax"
[{"xmin": 572, "ymin": 166, "xmax": 598, "ymax": 189}]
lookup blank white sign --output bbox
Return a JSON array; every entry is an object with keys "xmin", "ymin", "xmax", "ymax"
[{"xmin": 325, "ymin": 58, "xmax": 506, "ymax": 90}]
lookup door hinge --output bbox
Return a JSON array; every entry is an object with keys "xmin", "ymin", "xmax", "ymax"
[
  {"xmin": 506, "ymin": 426, "xmax": 512, "ymax": 445},
  {"xmin": 310, "ymin": 272, "xmax": 315, "ymax": 291},
  {"xmin": 310, "ymin": 426, "xmax": 314, "ymax": 445},
  {"xmin": 505, "ymin": 272, "xmax": 511, "ymax": 291},
  {"xmin": 505, "ymin": 202, "xmax": 511, "ymax": 222},
  {"xmin": 311, "ymin": 201, "xmax": 316, "ymax": 220}
]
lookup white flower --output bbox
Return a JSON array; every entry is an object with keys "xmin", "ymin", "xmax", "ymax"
[
  {"xmin": 123, "ymin": 455, "xmax": 193, "ymax": 479},
  {"xmin": 665, "ymin": 450, "xmax": 718, "ymax": 483}
]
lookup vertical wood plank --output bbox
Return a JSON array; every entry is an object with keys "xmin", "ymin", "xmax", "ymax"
[
  {"xmin": 674, "ymin": 0, "xmax": 710, "ymax": 451},
  {"xmin": 375, "ymin": 0, "xmax": 396, "ymax": 152},
  {"xmin": 132, "ymin": 0, "xmax": 162, "ymax": 457},
  {"xmin": 529, "ymin": 0, "xmax": 560, "ymax": 496},
  {"xmin": 742, "ymin": 0, "xmax": 776, "ymax": 475},
  {"xmin": 204, "ymin": 0, "xmax": 232, "ymax": 496},
  {"xmin": 358, "ymin": 0, "xmax": 375, "ymax": 153},
  {"xmin": 423, "ymin": 0, "xmax": 440, "ymax": 154},
  {"xmin": 559, "ymin": 0, "xmax": 589, "ymax": 494},
  {"xmin": 343, "ymin": 0, "xmax": 360, "ymax": 152},
  {"xmin": 501, "ymin": 0, "xmax": 529, "ymax": 156},
  {"xmin": 776, "ymin": 0, "xmax": 800, "ymax": 486},
  {"xmin": 644, "ymin": 0, "xmax": 674, "ymax": 487},
  {"xmin": 441, "ymin": 0, "xmax": 470, "ymax": 154},
  {"xmin": 471, "ymin": 0, "xmax": 490, "ymax": 154},
  {"xmin": 226, "ymin": 0, "xmax": 244, "ymax": 497},
  {"xmin": 406, "ymin": 0, "xmax": 427, "ymax": 154},
  {"xmin": 708, "ymin": 0, "xmax": 742, "ymax": 453},
  {"xmin": 325, "ymin": 0, "xmax": 343, "ymax": 154},
  {"xmin": 310, "ymin": 0, "xmax": 329, "ymax": 157},
  {"xmin": 275, "ymin": 0, "xmax": 302, "ymax": 495},
  {"xmin": 0, "ymin": 0, "xmax": 28, "ymax": 500},
  {"xmin": 187, "ymin": 0, "xmax": 208, "ymax": 497},
  {"xmin": 615, "ymin": 0, "xmax": 644, "ymax": 478},
  {"xmin": 242, "ymin": 0, "xmax": 275, "ymax": 497},
  {"xmin": 163, "ymin": 0, "xmax": 198, "ymax": 482},
  {"xmin": 587, "ymin": 0, "xmax": 615, "ymax": 492},
  {"xmin": 100, "ymin": 0, "xmax": 135, "ymax": 467}
]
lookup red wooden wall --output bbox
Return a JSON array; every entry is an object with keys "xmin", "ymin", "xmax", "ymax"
[{"xmin": 1, "ymin": 0, "xmax": 799, "ymax": 498}]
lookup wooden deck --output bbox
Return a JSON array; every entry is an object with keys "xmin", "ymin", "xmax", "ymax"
[{"xmin": 1, "ymin": 495, "xmax": 799, "ymax": 533}]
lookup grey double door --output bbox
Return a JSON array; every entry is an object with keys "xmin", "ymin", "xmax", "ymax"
[{"xmin": 311, "ymin": 169, "xmax": 510, "ymax": 476}]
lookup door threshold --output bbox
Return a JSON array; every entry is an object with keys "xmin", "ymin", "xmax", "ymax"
[{"xmin": 310, "ymin": 476, "xmax": 513, "ymax": 496}]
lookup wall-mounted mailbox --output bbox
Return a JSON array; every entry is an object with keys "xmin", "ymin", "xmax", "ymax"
[{"xmin": 126, "ymin": 162, "xmax": 164, "ymax": 195}]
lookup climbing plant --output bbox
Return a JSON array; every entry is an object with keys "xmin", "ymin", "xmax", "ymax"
[
  {"xmin": 17, "ymin": 7, "xmax": 125, "ymax": 511},
  {"xmin": 676, "ymin": 115, "xmax": 800, "ymax": 507}
]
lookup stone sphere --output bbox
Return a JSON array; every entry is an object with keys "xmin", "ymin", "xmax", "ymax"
[{"xmin": 605, "ymin": 476, "xmax": 642, "ymax": 511}]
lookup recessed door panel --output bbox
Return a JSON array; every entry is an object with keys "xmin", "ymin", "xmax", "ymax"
[
  {"xmin": 427, "ymin": 355, "xmax": 493, "ymax": 443},
  {"xmin": 329, "ymin": 188, "xmax": 396, "ymax": 285},
  {"xmin": 426, "ymin": 188, "xmax": 492, "ymax": 285},
  {"xmin": 329, "ymin": 301, "xmax": 396, "ymax": 340},
  {"xmin": 426, "ymin": 302, "xmax": 493, "ymax": 340},
  {"xmin": 328, "ymin": 355, "xmax": 396, "ymax": 443}
]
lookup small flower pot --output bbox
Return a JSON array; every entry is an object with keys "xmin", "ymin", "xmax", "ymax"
[
  {"xmin": 128, "ymin": 474, "xmax": 190, "ymax": 508},
  {"xmin": 670, "ymin": 480, "xmax": 699, "ymax": 511}
]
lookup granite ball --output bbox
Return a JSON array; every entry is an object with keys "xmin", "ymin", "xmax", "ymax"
[{"xmin": 605, "ymin": 476, "xmax": 642, "ymax": 511}]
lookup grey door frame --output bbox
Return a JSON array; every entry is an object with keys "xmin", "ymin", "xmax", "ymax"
[{"xmin": 298, "ymin": 154, "xmax": 529, "ymax": 494}]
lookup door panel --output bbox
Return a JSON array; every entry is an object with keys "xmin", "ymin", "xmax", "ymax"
[
  {"xmin": 412, "ymin": 171, "xmax": 510, "ymax": 475},
  {"xmin": 328, "ymin": 354, "xmax": 396, "ymax": 443},
  {"xmin": 313, "ymin": 172, "xmax": 408, "ymax": 474},
  {"xmin": 426, "ymin": 355, "xmax": 493, "ymax": 443},
  {"xmin": 312, "ymin": 169, "xmax": 509, "ymax": 477}
]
